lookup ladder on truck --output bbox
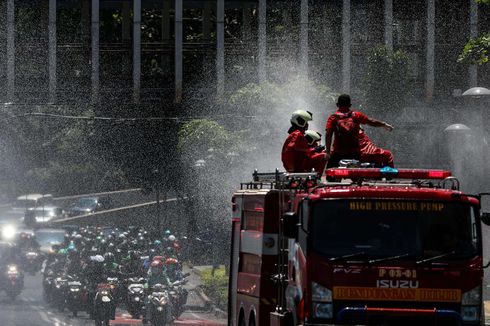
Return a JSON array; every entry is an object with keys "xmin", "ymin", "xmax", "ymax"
[{"xmin": 249, "ymin": 170, "xmax": 318, "ymax": 326}]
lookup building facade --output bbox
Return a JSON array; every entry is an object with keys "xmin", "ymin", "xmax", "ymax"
[{"xmin": 0, "ymin": 0, "xmax": 489, "ymax": 109}]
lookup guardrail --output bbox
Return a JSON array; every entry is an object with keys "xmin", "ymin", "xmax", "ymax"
[
  {"xmin": 52, "ymin": 188, "xmax": 153, "ymax": 210},
  {"xmin": 49, "ymin": 196, "xmax": 187, "ymax": 227}
]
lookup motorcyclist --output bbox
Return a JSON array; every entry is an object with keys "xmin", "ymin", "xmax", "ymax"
[
  {"xmin": 64, "ymin": 247, "xmax": 81, "ymax": 276},
  {"xmin": 143, "ymin": 260, "xmax": 171, "ymax": 324},
  {"xmin": 103, "ymin": 252, "xmax": 121, "ymax": 278}
]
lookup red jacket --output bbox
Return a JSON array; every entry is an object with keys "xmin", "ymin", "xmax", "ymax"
[{"xmin": 281, "ymin": 128, "xmax": 309, "ymax": 172}]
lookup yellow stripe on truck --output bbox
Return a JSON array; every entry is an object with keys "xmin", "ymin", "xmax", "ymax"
[{"xmin": 333, "ymin": 286, "xmax": 461, "ymax": 303}]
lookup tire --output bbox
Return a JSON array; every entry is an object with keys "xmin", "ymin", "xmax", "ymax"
[
  {"xmin": 249, "ymin": 315, "xmax": 256, "ymax": 326},
  {"xmin": 238, "ymin": 313, "xmax": 246, "ymax": 326}
]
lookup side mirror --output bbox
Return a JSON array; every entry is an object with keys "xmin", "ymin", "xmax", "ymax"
[
  {"xmin": 481, "ymin": 212, "xmax": 490, "ymax": 226},
  {"xmin": 282, "ymin": 212, "xmax": 298, "ymax": 239}
]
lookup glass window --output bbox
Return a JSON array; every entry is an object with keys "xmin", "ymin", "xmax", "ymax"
[{"xmin": 311, "ymin": 200, "xmax": 479, "ymax": 260}]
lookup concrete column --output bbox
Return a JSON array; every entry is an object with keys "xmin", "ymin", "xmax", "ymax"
[
  {"xmin": 91, "ymin": 0, "xmax": 100, "ymax": 104},
  {"xmin": 384, "ymin": 0, "xmax": 393, "ymax": 52},
  {"xmin": 175, "ymin": 0, "xmax": 183, "ymax": 103},
  {"xmin": 258, "ymin": 0, "xmax": 267, "ymax": 83},
  {"xmin": 469, "ymin": 0, "xmax": 478, "ymax": 87},
  {"xmin": 81, "ymin": 0, "xmax": 90, "ymax": 43},
  {"xmin": 425, "ymin": 0, "xmax": 435, "ymax": 105},
  {"xmin": 162, "ymin": 0, "xmax": 171, "ymax": 42},
  {"xmin": 242, "ymin": 3, "xmax": 251, "ymax": 41},
  {"xmin": 299, "ymin": 0, "xmax": 308, "ymax": 79},
  {"xmin": 203, "ymin": 1, "xmax": 212, "ymax": 42},
  {"xmin": 217, "ymin": 0, "xmax": 225, "ymax": 100},
  {"xmin": 122, "ymin": 1, "xmax": 131, "ymax": 41},
  {"xmin": 48, "ymin": 0, "xmax": 57, "ymax": 103},
  {"xmin": 133, "ymin": 0, "xmax": 141, "ymax": 103},
  {"xmin": 6, "ymin": 0, "xmax": 15, "ymax": 102},
  {"xmin": 341, "ymin": 0, "xmax": 351, "ymax": 93}
]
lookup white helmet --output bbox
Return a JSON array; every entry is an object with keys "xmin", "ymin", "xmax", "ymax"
[
  {"xmin": 290, "ymin": 110, "xmax": 313, "ymax": 128},
  {"xmin": 168, "ymin": 235, "xmax": 176, "ymax": 242},
  {"xmin": 305, "ymin": 130, "xmax": 322, "ymax": 145}
]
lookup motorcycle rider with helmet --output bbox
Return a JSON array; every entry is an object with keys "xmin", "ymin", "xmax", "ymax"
[{"xmin": 143, "ymin": 260, "xmax": 172, "ymax": 324}]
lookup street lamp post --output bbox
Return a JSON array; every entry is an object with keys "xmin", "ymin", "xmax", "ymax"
[
  {"xmin": 444, "ymin": 124, "xmax": 472, "ymax": 188},
  {"xmin": 461, "ymin": 87, "xmax": 490, "ymax": 191},
  {"xmin": 153, "ymin": 169, "xmax": 162, "ymax": 236}
]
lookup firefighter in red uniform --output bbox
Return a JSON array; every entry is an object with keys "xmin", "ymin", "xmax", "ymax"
[
  {"xmin": 281, "ymin": 110, "xmax": 313, "ymax": 172},
  {"xmin": 303, "ymin": 130, "xmax": 328, "ymax": 174},
  {"xmin": 325, "ymin": 94, "xmax": 394, "ymax": 168},
  {"xmin": 359, "ymin": 128, "xmax": 395, "ymax": 167}
]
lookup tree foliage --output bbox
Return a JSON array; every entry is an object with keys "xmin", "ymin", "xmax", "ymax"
[
  {"xmin": 458, "ymin": 33, "xmax": 490, "ymax": 65},
  {"xmin": 363, "ymin": 46, "xmax": 410, "ymax": 115},
  {"xmin": 177, "ymin": 119, "xmax": 241, "ymax": 164},
  {"xmin": 458, "ymin": 0, "xmax": 489, "ymax": 65}
]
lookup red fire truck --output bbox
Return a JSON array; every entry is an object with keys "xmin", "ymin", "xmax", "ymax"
[{"xmin": 228, "ymin": 167, "xmax": 490, "ymax": 326}]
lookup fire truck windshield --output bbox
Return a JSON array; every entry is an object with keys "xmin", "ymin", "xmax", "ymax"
[{"xmin": 311, "ymin": 200, "xmax": 479, "ymax": 261}]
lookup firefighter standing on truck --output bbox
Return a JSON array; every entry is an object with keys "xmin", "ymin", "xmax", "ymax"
[{"xmin": 325, "ymin": 94, "xmax": 394, "ymax": 168}]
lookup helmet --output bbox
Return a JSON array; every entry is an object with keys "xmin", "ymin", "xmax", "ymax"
[
  {"xmin": 305, "ymin": 130, "xmax": 322, "ymax": 146},
  {"xmin": 164, "ymin": 230, "xmax": 171, "ymax": 236},
  {"xmin": 290, "ymin": 110, "xmax": 313, "ymax": 128},
  {"xmin": 150, "ymin": 260, "xmax": 164, "ymax": 268},
  {"xmin": 168, "ymin": 235, "xmax": 176, "ymax": 242},
  {"xmin": 153, "ymin": 255, "xmax": 164, "ymax": 262},
  {"xmin": 165, "ymin": 257, "xmax": 178, "ymax": 265},
  {"xmin": 104, "ymin": 252, "xmax": 115, "ymax": 263},
  {"xmin": 154, "ymin": 240, "xmax": 161, "ymax": 246}
]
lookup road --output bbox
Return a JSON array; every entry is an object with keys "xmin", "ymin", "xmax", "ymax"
[{"xmin": 0, "ymin": 271, "xmax": 226, "ymax": 326}]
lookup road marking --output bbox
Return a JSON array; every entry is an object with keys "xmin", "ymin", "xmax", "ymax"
[{"xmin": 30, "ymin": 302, "xmax": 57, "ymax": 325}]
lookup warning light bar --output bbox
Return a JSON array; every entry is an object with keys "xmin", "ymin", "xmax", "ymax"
[{"xmin": 326, "ymin": 167, "xmax": 452, "ymax": 180}]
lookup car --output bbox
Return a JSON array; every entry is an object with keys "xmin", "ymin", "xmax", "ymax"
[
  {"xmin": 34, "ymin": 228, "xmax": 67, "ymax": 254},
  {"xmin": 66, "ymin": 196, "xmax": 113, "ymax": 217},
  {"xmin": 0, "ymin": 194, "xmax": 55, "ymax": 227},
  {"xmin": 23, "ymin": 205, "xmax": 64, "ymax": 226},
  {"xmin": 13, "ymin": 194, "xmax": 54, "ymax": 211}
]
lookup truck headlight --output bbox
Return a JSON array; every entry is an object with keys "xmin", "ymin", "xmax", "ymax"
[
  {"xmin": 461, "ymin": 286, "xmax": 481, "ymax": 305},
  {"xmin": 312, "ymin": 303, "xmax": 333, "ymax": 319},
  {"xmin": 312, "ymin": 282, "xmax": 332, "ymax": 302},
  {"xmin": 461, "ymin": 286, "xmax": 481, "ymax": 322}
]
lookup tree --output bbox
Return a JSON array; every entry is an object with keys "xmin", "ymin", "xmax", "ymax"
[
  {"xmin": 363, "ymin": 46, "xmax": 410, "ymax": 116},
  {"xmin": 458, "ymin": 0, "xmax": 490, "ymax": 65}
]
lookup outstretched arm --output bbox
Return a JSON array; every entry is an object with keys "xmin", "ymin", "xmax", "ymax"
[{"xmin": 364, "ymin": 117, "xmax": 394, "ymax": 131}]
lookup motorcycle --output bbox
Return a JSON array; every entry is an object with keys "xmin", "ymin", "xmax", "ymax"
[
  {"xmin": 3, "ymin": 264, "xmax": 23, "ymax": 299},
  {"xmin": 147, "ymin": 283, "xmax": 172, "ymax": 326},
  {"xmin": 93, "ymin": 281, "xmax": 116, "ymax": 326},
  {"xmin": 52, "ymin": 275, "xmax": 69, "ymax": 312},
  {"xmin": 42, "ymin": 269, "xmax": 56, "ymax": 303},
  {"xmin": 65, "ymin": 278, "xmax": 86, "ymax": 317},
  {"xmin": 169, "ymin": 278, "xmax": 189, "ymax": 319},
  {"xmin": 23, "ymin": 251, "xmax": 41, "ymax": 275},
  {"xmin": 126, "ymin": 277, "xmax": 145, "ymax": 319}
]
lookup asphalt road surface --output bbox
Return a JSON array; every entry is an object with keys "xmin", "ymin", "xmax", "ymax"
[{"xmin": 0, "ymin": 272, "xmax": 226, "ymax": 326}]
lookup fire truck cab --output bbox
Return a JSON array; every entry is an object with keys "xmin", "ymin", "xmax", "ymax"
[{"xmin": 229, "ymin": 168, "xmax": 490, "ymax": 326}]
